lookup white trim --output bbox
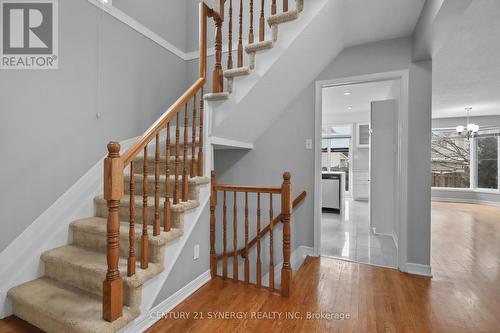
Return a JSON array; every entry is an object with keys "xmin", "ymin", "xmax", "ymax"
[
  {"xmin": 431, "ymin": 187, "xmax": 500, "ymax": 194},
  {"xmin": 0, "ymin": 136, "xmax": 138, "ymax": 319},
  {"xmin": 87, "ymin": 0, "xmax": 186, "ymax": 59},
  {"xmin": 87, "ymin": 0, "xmax": 245, "ymax": 61},
  {"xmin": 372, "ymin": 228, "xmax": 398, "ymax": 250},
  {"xmin": 405, "ymin": 263, "xmax": 432, "ymax": 277},
  {"xmin": 314, "ymin": 70, "xmax": 410, "ymax": 272},
  {"xmin": 211, "ymin": 136, "xmax": 254, "ymax": 150},
  {"xmin": 432, "ymin": 197, "xmax": 500, "ymax": 207},
  {"xmin": 121, "ymin": 270, "xmax": 211, "ymax": 333}
]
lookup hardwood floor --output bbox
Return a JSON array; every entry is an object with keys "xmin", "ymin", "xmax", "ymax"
[
  {"xmin": 0, "ymin": 316, "xmax": 43, "ymax": 333},
  {"xmin": 1, "ymin": 202, "xmax": 500, "ymax": 332},
  {"xmin": 147, "ymin": 202, "xmax": 500, "ymax": 333}
]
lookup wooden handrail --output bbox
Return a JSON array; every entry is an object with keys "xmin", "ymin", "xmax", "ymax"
[
  {"xmin": 121, "ymin": 78, "xmax": 205, "ymax": 166},
  {"xmin": 102, "ymin": 2, "xmax": 212, "ymax": 322},
  {"xmin": 121, "ymin": 3, "xmax": 210, "ymax": 166},
  {"xmin": 217, "ymin": 190, "xmax": 306, "ymax": 260},
  {"xmin": 214, "ymin": 184, "xmax": 282, "ymax": 193}
]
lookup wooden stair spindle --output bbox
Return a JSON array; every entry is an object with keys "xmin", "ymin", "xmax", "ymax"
[
  {"xmin": 213, "ymin": 16, "xmax": 223, "ymax": 92},
  {"xmin": 249, "ymin": 0, "xmax": 255, "ymax": 44},
  {"xmin": 164, "ymin": 123, "xmax": 171, "ymax": 232},
  {"xmin": 174, "ymin": 113, "xmax": 181, "ymax": 205},
  {"xmin": 103, "ymin": 142, "xmax": 124, "ymax": 322},
  {"xmin": 210, "ymin": 171, "xmax": 217, "ymax": 278},
  {"xmin": 191, "ymin": 94, "xmax": 197, "ymax": 178},
  {"xmin": 233, "ymin": 191, "xmax": 239, "ymax": 281},
  {"xmin": 259, "ymin": 0, "xmax": 265, "ymax": 42},
  {"xmin": 227, "ymin": 0, "xmax": 233, "ymax": 70},
  {"xmin": 256, "ymin": 192, "xmax": 262, "ymax": 287},
  {"xmin": 244, "ymin": 192, "xmax": 249, "ymax": 284},
  {"xmin": 269, "ymin": 193, "xmax": 274, "ymax": 290},
  {"xmin": 197, "ymin": 88, "xmax": 204, "ymax": 177},
  {"xmin": 272, "ymin": 0, "xmax": 277, "ymax": 15},
  {"xmin": 182, "ymin": 104, "xmax": 189, "ymax": 202},
  {"xmin": 223, "ymin": 191, "xmax": 228, "ymax": 279},
  {"xmin": 141, "ymin": 146, "xmax": 149, "ymax": 269},
  {"xmin": 238, "ymin": 0, "xmax": 243, "ymax": 67},
  {"xmin": 128, "ymin": 161, "xmax": 136, "ymax": 277},
  {"xmin": 153, "ymin": 134, "xmax": 161, "ymax": 236},
  {"xmin": 280, "ymin": 172, "xmax": 292, "ymax": 296},
  {"xmin": 283, "ymin": 0, "xmax": 288, "ymax": 12}
]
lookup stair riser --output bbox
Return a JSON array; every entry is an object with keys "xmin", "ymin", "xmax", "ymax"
[
  {"xmin": 133, "ymin": 158, "xmax": 199, "ymax": 176},
  {"xmin": 94, "ymin": 200, "xmax": 186, "ymax": 228},
  {"xmin": 43, "ymin": 260, "xmax": 145, "ymax": 309},
  {"xmin": 72, "ymin": 229, "xmax": 166, "ymax": 264},
  {"xmin": 123, "ymin": 176, "xmax": 201, "ymax": 200},
  {"xmin": 11, "ymin": 302, "xmax": 72, "ymax": 333}
]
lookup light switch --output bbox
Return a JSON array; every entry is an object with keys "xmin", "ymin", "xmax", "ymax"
[
  {"xmin": 194, "ymin": 245, "xmax": 200, "ymax": 260},
  {"xmin": 306, "ymin": 139, "xmax": 313, "ymax": 149}
]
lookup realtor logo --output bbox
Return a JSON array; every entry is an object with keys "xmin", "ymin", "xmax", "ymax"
[{"xmin": 1, "ymin": 0, "xmax": 58, "ymax": 69}]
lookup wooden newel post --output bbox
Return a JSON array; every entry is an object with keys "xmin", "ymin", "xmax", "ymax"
[
  {"xmin": 210, "ymin": 171, "xmax": 217, "ymax": 278},
  {"xmin": 103, "ymin": 142, "xmax": 124, "ymax": 322},
  {"xmin": 280, "ymin": 172, "xmax": 292, "ymax": 297}
]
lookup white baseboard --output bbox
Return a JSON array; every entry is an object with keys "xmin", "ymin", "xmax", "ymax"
[
  {"xmin": 432, "ymin": 197, "xmax": 500, "ymax": 207},
  {"xmin": 405, "ymin": 263, "xmax": 432, "ymax": 277},
  {"xmin": 372, "ymin": 227, "xmax": 399, "ymax": 249},
  {"xmin": 0, "ymin": 136, "xmax": 138, "ymax": 319},
  {"xmin": 120, "ymin": 270, "xmax": 211, "ymax": 333}
]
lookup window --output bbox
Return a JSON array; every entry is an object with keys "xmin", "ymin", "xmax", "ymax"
[
  {"xmin": 432, "ymin": 130, "xmax": 470, "ymax": 188},
  {"xmin": 432, "ymin": 127, "xmax": 500, "ymax": 190},
  {"xmin": 476, "ymin": 131, "xmax": 498, "ymax": 189}
]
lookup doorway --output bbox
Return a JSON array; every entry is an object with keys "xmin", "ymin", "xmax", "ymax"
[{"xmin": 315, "ymin": 74, "xmax": 406, "ymax": 269}]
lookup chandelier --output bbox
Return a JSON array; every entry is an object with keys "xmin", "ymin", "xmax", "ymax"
[{"xmin": 456, "ymin": 107, "xmax": 479, "ymax": 139}]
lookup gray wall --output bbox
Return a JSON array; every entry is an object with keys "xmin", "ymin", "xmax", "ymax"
[
  {"xmin": 214, "ymin": 37, "xmax": 432, "ymax": 267},
  {"xmin": 154, "ymin": 203, "xmax": 210, "ymax": 305},
  {"xmin": 114, "ymin": 0, "xmax": 188, "ymax": 51},
  {"xmin": 0, "ymin": 0, "xmax": 188, "ymax": 251}
]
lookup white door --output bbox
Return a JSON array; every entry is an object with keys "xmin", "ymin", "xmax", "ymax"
[{"xmin": 370, "ymin": 100, "xmax": 397, "ymax": 235}]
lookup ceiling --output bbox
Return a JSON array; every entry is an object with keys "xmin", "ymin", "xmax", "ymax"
[
  {"xmin": 343, "ymin": 0, "xmax": 426, "ymax": 47},
  {"xmin": 322, "ymin": 80, "xmax": 397, "ymax": 117},
  {"xmin": 433, "ymin": 0, "xmax": 500, "ymax": 119}
]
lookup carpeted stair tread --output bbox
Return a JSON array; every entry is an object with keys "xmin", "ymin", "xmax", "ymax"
[
  {"xmin": 41, "ymin": 245, "xmax": 164, "ymax": 294},
  {"xmin": 224, "ymin": 66, "xmax": 251, "ymax": 78},
  {"xmin": 204, "ymin": 92, "xmax": 230, "ymax": 101},
  {"xmin": 245, "ymin": 40, "xmax": 273, "ymax": 53},
  {"xmin": 124, "ymin": 174, "xmax": 209, "ymax": 185},
  {"xmin": 268, "ymin": 10, "xmax": 299, "ymax": 26},
  {"xmin": 8, "ymin": 277, "xmax": 138, "ymax": 333},
  {"xmin": 71, "ymin": 217, "xmax": 183, "ymax": 250},
  {"xmin": 94, "ymin": 194, "xmax": 201, "ymax": 216}
]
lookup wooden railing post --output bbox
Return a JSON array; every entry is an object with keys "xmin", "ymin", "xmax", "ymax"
[
  {"xmin": 212, "ymin": 1, "xmax": 224, "ymax": 92},
  {"xmin": 280, "ymin": 172, "xmax": 292, "ymax": 297},
  {"xmin": 227, "ymin": 0, "xmax": 233, "ymax": 70},
  {"xmin": 210, "ymin": 171, "xmax": 217, "ymax": 278},
  {"xmin": 249, "ymin": 0, "xmax": 255, "ymax": 44},
  {"xmin": 103, "ymin": 142, "xmax": 124, "ymax": 322}
]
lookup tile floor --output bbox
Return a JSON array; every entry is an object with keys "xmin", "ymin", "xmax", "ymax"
[{"xmin": 320, "ymin": 198, "xmax": 398, "ymax": 268}]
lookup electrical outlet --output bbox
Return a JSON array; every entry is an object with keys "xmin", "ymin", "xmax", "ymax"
[
  {"xmin": 194, "ymin": 245, "xmax": 200, "ymax": 260},
  {"xmin": 306, "ymin": 139, "xmax": 313, "ymax": 149}
]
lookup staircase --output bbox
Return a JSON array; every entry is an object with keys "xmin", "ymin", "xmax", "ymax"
[
  {"xmin": 6, "ymin": 1, "xmax": 309, "ymax": 332},
  {"xmin": 8, "ymin": 140, "xmax": 209, "ymax": 332}
]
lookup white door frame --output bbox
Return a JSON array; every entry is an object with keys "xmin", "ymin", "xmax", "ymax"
[{"xmin": 314, "ymin": 70, "xmax": 410, "ymax": 272}]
